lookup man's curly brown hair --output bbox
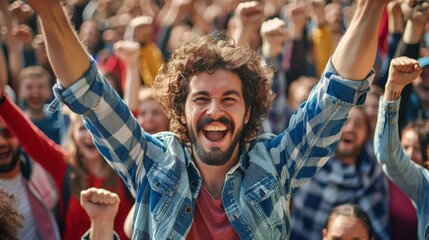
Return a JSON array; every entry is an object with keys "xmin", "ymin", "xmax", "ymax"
[
  {"xmin": 0, "ymin": 187, "xmax": 23, "ymax": 240},
  {"xmin": 153, "ymin": 31, "xmax": 274, "ymax": 143}
]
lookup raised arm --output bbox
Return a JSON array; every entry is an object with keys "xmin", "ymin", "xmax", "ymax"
[
  {"xmin": 0, "ymin": 0, "xmax": 22, "ymax": 93},
  {"xmin": 332, "ymin": 0, "xmax": 390, "ymax": 80},
  {"xmin": 374, "ymin": 56, "xmax": 426, "ymax": 201},
  {"xmin": 27, "ymin": 0, "xmax": 165, "ymax": 197},
  {"xmin": 114, "ymin": 40, "xmax": 141, "ymax": 111},
  {"xmin": 27, "ymin": 0, "xmax": 90, "ymax": 88},
  {"xmin": 0, "ymin": 90, "xmax": 67, "ymax": 190},
  {"xmin": 80, "ymin": 188, "xmax": 120, "ymax": 240}
]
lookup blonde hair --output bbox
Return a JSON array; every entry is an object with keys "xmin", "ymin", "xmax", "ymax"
[{"xmin": 19, "ymin": 66, "xmax": 51, "ymax": 86}]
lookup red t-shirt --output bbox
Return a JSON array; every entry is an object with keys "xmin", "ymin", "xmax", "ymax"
[
  {"xmin": 187, "ymin": 187, "xmax": 240, "ymax": 240},
  {"xmin": 389, "ymin": 180, "xmax": 418, "ymax": 240}
]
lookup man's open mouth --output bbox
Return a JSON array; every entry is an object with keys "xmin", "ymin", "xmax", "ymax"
[{"xmin": 202, "ymin": 125, "xmax": 229, "ymax": 142}]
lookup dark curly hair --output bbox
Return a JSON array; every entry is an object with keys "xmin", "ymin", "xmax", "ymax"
[
  {"xmin": 0, "ymin": 187, "xmax": 23, "ymax": 240},
  {"xmin": 153, "ymin": 31, "xmax": 274, "ymax": 143}
]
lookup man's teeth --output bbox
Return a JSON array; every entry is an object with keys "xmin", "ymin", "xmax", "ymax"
[{"xmin": 204, "ymin": 126, "xmax": 227, "ymax": 131}]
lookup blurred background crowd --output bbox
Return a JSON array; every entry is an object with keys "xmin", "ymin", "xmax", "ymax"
[{"xmin": 0, "ymin": 0, "xmax": 428, "ymax": 239}]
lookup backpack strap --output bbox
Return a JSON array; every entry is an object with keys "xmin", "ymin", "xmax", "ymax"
[{"xmin": 62, "ymin": 165, "xmax": 72, "ymax": 213}]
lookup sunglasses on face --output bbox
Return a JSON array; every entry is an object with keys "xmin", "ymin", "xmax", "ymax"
[{"xmin": 0, "ymin": 128, "xmax": 14, "ymax": 138}]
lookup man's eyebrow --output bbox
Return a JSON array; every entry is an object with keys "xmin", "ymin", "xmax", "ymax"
[
  {"xmin": 223, "ymin": 90, "xmax": 241, "ymax": 97},
  {"xmin": 191, "ymin": 91, "xmax": 210, "ymax": 97},
  {"xmin": 191, "ymin": 90, "xmax": 241, "ymax": 97}
]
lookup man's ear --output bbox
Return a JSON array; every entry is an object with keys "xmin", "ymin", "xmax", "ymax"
[
  {"xmin": 321, "ymin": 228, "xmax": 328, "ymax": 240},
  {"xmin": 244, "ymin": 106, "xmax": 251, "ymax": 125}
]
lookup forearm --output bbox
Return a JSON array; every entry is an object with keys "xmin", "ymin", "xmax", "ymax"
[
  {"xmin": 37, "ymin": 4, "xmax": 90, "ymax": 88},
  {"xmin": 403, "ymin": 21, "xmax": 426, "ymax": 45},
  {"xmin": 332, "ymin": 2, "xmax": 387, "ymax": 80},
  {"xmin": 384, "ymin": 83, "xmax": 403, "ymax": 101},
  {"xmin": 1, "ymin": 0, "xmax": 21, "ymax": 92},
  {"xmin": 232, "ymin": 27, "xmax": 257, "ymax": 47},
  {"xmin": 261, "ymin": 43, "xmax": 282, "ymax": 58},
  {"xmin": 89, "ymin": 221, "xmax": 115, "ymax": 240},
  {"xmin": 374, "ymin": 98, "xmax": 423, "ymax": 200},
  {"xmin": 123, "ymin": 62, "xmax": 141, "ymax": 110}
]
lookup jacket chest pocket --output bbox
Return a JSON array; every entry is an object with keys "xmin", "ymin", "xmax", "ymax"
[
  {"xmin": 147, "ymin": 165, "xmax": 180, "ymax": 222},
  {"xmin": 244, "ymin": 175, "xmax": 285, "ymax": 229}
]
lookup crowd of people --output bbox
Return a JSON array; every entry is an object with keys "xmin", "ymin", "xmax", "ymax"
[{"xmin": 0, "ymin": 0, "xmax": 428, "ymax": 239}]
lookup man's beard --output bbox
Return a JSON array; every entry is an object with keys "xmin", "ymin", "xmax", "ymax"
[
  {"xmin": 190, "ymin": 117, "xmax": 242, "ymax": 166},
  {"xmin": 0, "ymin": 148, "xmax": 20, "ymax": 173}
]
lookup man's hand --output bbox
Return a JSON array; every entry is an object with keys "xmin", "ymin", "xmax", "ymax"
[
  {"xmin": 385, "ymin": 57, "xmax": 422, "ymax": 101},
  {"xmin": 310, "ymin": 0, "xmax": 326, "ymax": 27},
  {"xmin": 8, "ymin": 1, "xmax": 33, "ymax": 24},
  {"xmin": 80, "ymin": 188, "xmax": 120, "ymax": 222},
  {"xmin": 284, "ymin": 1, "xmax": 307, "ymax": 40},
  {"xmin": 401, "ymin": 0, "xmax": 429, "ymax": 22},
  {"xmin": 12, "ymin": 24, "xmax": 33, "ymax": 46},
  {"xmin": 234, "ymin": 1, "xmax": 264, "ymax": 31},
  {"xmin": 113, "ymin": 40, "xmax": 141, "ymax": 65},
  {"xmin": 260, "ymin": 18, "xmax": 289, "ymax": 57}
]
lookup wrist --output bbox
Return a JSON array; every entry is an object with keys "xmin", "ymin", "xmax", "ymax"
[
  {"xmin": 384, "ymin": 83, "xmax": 404, "ymax": 101},
  {"xmin": 403, "ymin": 21, "xmax": 425, "ymax": 44},
  {"xmin": 261, "ymin": 43, "xmax": 282, "ymax": 58}
]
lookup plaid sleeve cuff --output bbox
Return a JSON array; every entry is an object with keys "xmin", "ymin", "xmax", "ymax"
[
  {"xmin": 322, "ymin": 59, "xmax": 374, "ymax": 106},
  {"xmin": 49, "ymin": 58, "xmax": 102, "ymax": 114}
]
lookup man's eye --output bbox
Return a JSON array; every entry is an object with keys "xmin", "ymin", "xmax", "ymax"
[
  {"xmin": 193, "ymin": 97, "xmax": 209, "ymax": 104},
  {"xmin": 223, "ymin": 98, "xmax": 237, "ymax": 105}
]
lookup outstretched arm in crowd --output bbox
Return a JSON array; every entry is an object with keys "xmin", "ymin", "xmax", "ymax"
[
  {"xmin": 374, "ymin": 56, "xmax": 425, "ymax": 204},
  {"xmin": 0, "ymin": 0, "xmax": 22, "ymax": 93},
  {"xmin": 114, "ymin": 40, "xmax": 141, "ymax": 112}
]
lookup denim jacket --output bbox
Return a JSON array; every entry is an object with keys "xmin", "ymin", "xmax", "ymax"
[
  {"xmin": 50, "ymin": 59, "xmax": 371, "ymax": 239},
  {"xmin": 374, "ymin": 98, "xmax": 429, "ymax": 240}
]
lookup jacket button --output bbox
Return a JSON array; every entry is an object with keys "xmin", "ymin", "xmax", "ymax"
[
  {"xmin": 154, "ymin": 182, "xmax": 161, "ymax": 189},
  {"xmin": 184, "ymin": 206, "xmax": 192, "ymax": 214},
  {"xmin": 233, "ymin": 213, "xmax": 239, "ymax": 220}
]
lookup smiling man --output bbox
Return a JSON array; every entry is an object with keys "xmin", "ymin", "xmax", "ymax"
[
  {"xmin": 27, "ymin": 0, "xmax": 390, "ymax": 238},
  {"xmin": 0, "ymin": 115, "xmax": 60, "ymax": 239}
]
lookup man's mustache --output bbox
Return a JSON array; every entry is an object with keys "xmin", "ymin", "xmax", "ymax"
[{"xmin": 197, "ymin": 117, "xmax": 234, "ymax": 133}]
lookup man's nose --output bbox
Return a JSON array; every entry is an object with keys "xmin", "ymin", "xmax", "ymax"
[
  {"xmin": 206, "ymin": 100, "xmax": 224, "ymax": 117},
  {"xmin": 342, "ymin": 121, "xmax": 353, "ymax": 132}
]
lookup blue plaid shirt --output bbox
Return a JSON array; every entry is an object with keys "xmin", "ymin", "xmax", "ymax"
[{"xmin": 50, "ymin": 59, "xmax": 372, "ymax": 240}]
